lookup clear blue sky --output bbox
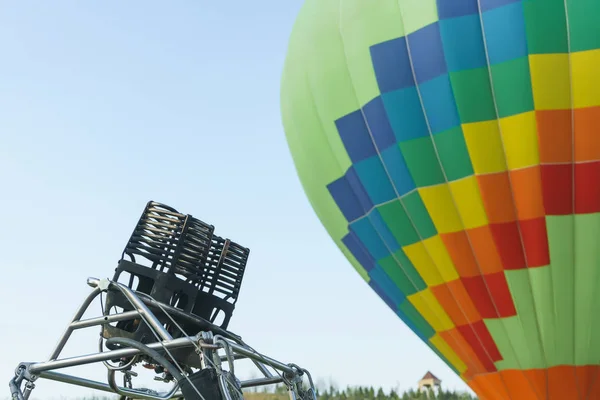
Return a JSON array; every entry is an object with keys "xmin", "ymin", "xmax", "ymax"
[{"xmin": 0, "ymin": 1, "xmax": 472, "ymax": 398}]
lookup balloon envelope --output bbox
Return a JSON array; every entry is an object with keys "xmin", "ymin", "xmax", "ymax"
[{"xmin": 280, "ymin": 1, "xmax": 600, "ymax": 399}]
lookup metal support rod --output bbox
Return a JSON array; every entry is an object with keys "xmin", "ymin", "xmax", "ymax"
[
  {"xmin": 240, "ymin": 376, "xmax": 285, "ymax": 388},
  {"xmin": 215, "ymin": 337, "xmax": 295, "ymax": 375},
  {"xmin": 48, "ymin": 286, "xmax": 102, "ymax": 361},
  {"xmin": 39, "ymin": 371, "xmax": 110, "ymax": 393},
  {"xmin": 40, "ymin": 370, "xmax": 285, "ymax": 394},
  {"xmin": 220, "ymin": 353, "xmax": 246, "ymax": 362},
  {"xmin": 39, "ymin": 371, "xmax": 184, "ymax": 400},
  {"xmin": 29, "ymin": 335, "xmax": 198, "ymax": 374},
  {"xmin": 252, "ymin": 359, "xmax": 274, "ymax": 378},
  {"xmin": 22, "ymin": 382, "xmax": 34, "ymax": 400},
  {"xmin": 112, "ymin": 280, "xmax": 174, "ymax": 341},
  {"xmin": 71, "ymin": 310, "xmax": 140, "ymax": 329}
]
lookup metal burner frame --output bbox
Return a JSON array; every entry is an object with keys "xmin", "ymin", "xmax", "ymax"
[{"xmin": 9, "ymin": 277, "xmax": 315, "ymax": 400}]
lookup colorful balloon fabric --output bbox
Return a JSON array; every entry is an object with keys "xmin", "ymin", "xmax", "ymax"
[{"xmin": 280, "ymin": 1, "xmax": 600, "ymax": 399}]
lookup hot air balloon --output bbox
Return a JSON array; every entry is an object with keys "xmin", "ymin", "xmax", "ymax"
[{"xmin": 280, "ymin": 1, "xmax": 600, "ymax": 399}]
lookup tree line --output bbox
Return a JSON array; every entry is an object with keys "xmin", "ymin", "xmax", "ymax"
[
  {"xmin": 28, "ymin": 380, "xmax": 478, "ymax": 400},
  {"xmin": 244, "ymin": 382, "xmax": 478, "ymax": 400},
  {"xmin": 314, "ymin": 385, "xmax": 477, "ymax": 400}
]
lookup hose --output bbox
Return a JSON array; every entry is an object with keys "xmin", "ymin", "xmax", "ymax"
[{"xmin": 105, "ymin": 337, "xmax": 184, "ymax": 382}]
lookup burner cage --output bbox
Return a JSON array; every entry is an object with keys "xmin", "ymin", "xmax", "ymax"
[{"xmin": 103, "ymin": 201, "xmax": 250, "ymax": 343}]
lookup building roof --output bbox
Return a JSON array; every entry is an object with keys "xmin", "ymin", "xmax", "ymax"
[{"xmin": 420, "ymin": 371, "xmax": 441, "ymax": 382}]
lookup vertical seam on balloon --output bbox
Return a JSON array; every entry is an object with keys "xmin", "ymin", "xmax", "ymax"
[
  {"xmin": 522, "ymin": 12, "xmax": 563, "ymax": 400},
  {"xmin": 563, "ymin": 3, "xmax": 585, "ymax": 399},
  {"xmin": 297, "ymin": 40, "xmax": 373, "ymax": 281},
  {"xmin": 334, "ymin": 1, "xmax": 487, "ymax": 379},
  {"xmin": 389, "ymin": 1, "xmax": 526, "ymax": 392},
  {"xmin": 475, "ymin": 2, "xmax": 549, "ymax": 398},
  {"xmin": 329, "ymin": 0, "xmax": 447, "ymax": 328},
  {"xmin": 332, "ymin": 0, "xmax": 472, "ymax": 359},
  {"xmin": 394, "ymin": 4, "xmax": 531, "ymax": 397},
  {"xmin": 522, "ymin": 23, "xmax": 559, "ymax": 400},
  {"xmin": 393, "ymin": 46, "xmax": 523, "ymax": 400},
  {"xmin": 393, "ymin": 2, "xmax": 547, "ymax": 398},
  {"xmin": 476, "ymin": 3, "xmax": 549, "ymax": 399},
  {"xmin": 301, "ymin": 73, "xmax": 354, "ymax": 185}
]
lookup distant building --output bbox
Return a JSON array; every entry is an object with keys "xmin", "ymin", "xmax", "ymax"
[{"xmin": 418, "ymin": 371, "xmax": 441, "ymax": 393}]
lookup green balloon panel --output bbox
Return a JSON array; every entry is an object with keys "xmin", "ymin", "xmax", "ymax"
[{"xmin": 281, "ymin": 1, "xmax": 600, "ymax": 399}]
